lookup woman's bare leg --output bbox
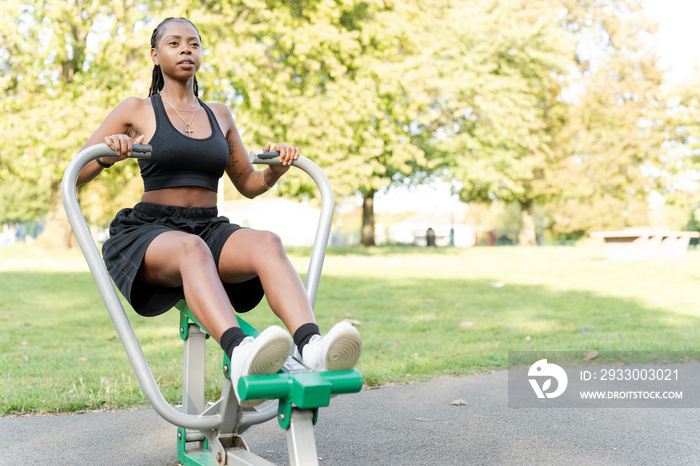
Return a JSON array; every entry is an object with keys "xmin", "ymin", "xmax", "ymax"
[
  {"xmin": 136, "ymin": 229, "xmax": 318, "ymax": 404},
  {"xmin": 217, "ymin": 229, "xmax": 361, "ymax": 371},
  {"xmin": 137, "ymin": 228, "xmax": 359, "ymax": 374},
  {"xmin": 136, "ymin": 231, "xmax": 238, "ymax": 342},
  {"xmin": 217, "ymin": 228, "xmax": 316, "ymax": 335}
]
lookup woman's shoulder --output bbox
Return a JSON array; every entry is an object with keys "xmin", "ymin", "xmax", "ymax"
[
  {"xmin": 105, "ymin": 96, "xmax": 154, "ymax": 123},
  {"xmin": 202, "ymin": 101, "xmax": 235, "ymax": 131},
  {"xmin": 116, "ymin": 96, "xmax": 153, "ymax": 110},
  {"xmin": 106, "ymin": 96, "xmax": 153, "ymax": 116},
  {"xmin": 202, "ymin": 100, "xmax": 230, "ymax": 114}
]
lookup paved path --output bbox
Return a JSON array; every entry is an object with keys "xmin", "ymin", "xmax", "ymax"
[{"xmin": 1, "ymin": 371, "xmax": 699, "ymax": 465}]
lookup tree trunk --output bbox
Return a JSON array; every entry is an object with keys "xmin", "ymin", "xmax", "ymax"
[
  {"xmin": 518, "ymin": 199, "xmax": 537, "ymax": 246},
  {"xmin": 37, "ymin": 180, "xmax": 76, "ymax": 249},
  {"xmin": 361, "ymin": 190, "xmax": 376, "ymax": 246}
]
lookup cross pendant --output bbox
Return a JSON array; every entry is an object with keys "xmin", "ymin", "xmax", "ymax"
[{"xmin": 186, "ymin": 126, "xmax": 194, "ymax": 137}]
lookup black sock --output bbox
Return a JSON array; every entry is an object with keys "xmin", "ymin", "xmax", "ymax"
[
  {"xmin": 293, "ymin": 323, "xmax": 320, "ymax": 357},
  {"xmin": 221, "ymin": 327, "xmax": 247, "ymax": 360}
]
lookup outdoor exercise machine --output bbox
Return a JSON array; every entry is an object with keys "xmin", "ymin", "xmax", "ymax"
[{"xmin": 62, "ymin": 143, "xmax": 363, "ymax": 465}]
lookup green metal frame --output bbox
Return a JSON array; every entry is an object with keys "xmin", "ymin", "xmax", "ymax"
[
  {"xmin": 177, "ymin": 427, "xmax": 213, "ymax": 466},
  {"xmin": 175, "ymin": 301, "xmax": 362, "ymax": 464},
  {"xmin": 238, "ymin": 368, "xmax": 362, "ymax": 429}
]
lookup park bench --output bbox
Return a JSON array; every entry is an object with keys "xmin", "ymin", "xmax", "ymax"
[{"xmin": 590, "ymin": 228, "xmax": 699, "ymax": 261}]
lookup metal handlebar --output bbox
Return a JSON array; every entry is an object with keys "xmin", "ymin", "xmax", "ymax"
[
  {"xmin": 127, "ymin": 144, "xmax": 153, "ymax": 158},
  {"xmin": 62, "ymin": 143, "xmax": 222, "ymax": 430},
  {"xmin": 248, "ymin": 150, "xmax": 335, "ymax": 309},
  {"xmin": 61, "ymin": 144, "xmax": 336, "ymax": 431}
]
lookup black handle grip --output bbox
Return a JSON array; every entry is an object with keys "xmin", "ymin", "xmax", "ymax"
[
  {"xmin": 255, "ymin": 150, "xmax": 281, "ymax": 160},
  {"xmin": 131, "ymin": 144, "xmax": 152, "ymax": 157}
]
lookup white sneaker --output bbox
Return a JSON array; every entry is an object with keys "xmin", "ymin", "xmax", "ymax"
[
  {"xmin": 230, "ymin": 325, "xmax": 292, "ymax": 407},
  {"xmin": 301, "ymin": 321, "xmax": 362, "ymax": 372}
]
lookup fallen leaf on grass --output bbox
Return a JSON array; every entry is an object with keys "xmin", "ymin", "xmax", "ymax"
[
  {"xmin": 459, "ymin": 321, "xmax": 474, "ymax": 329},
  {"xmin": 78, "ymin": 357, "xmax": 88, "ymax": 363},
  {"xmin": 583, "ymin": 351, "xmax": 599, "ymax": 361},
  {"xmin": 3, "ymin": 315, "xmax": 11, "ymax": 321},
  {"xmin": 450, "ymin": 399, "xmax": 468, "ymax": 406}
]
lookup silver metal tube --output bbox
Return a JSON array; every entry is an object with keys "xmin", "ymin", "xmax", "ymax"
[
  {"xmin": 248, "ymin": 151, "xmax": 335, "ymax": 309},
  {"xmin": 61, "ymin": 143, "xmax": 221, "ymax": 430},
  {"xmin": 239, "ymin": 402, "xmax": 279, "ymax": 430},
  {"xmin": 286, "ymin": 409, "xmax": 319, "ymax": 466},
  {"xmin": 63, "ymin": 145, "xmax": 335, "ymax": 430}
]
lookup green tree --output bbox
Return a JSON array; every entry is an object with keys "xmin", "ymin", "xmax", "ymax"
[
  {"xmin": 546, "ymin": 0, "xmax": 666, "ymax": 238},
  {"xmin": 7, "ymin": 0, "xmax": 671, "ymax": 249},
  {"xmin": 1, "ymin": 0, "xmax": 160, "ymax": 247},
  {"xmin": 191, "ymin": 0, "xmax": 428, "ymax": 246},
  {"xmin": 655, "ymin": 74, "xmax": 700, "ymax": 213},
  {"xmin": 426, "ymin": 0, "xmax": 666, "ymax": 245},
  {"xmin": 423, "ymin": 0, "xmax": 573, "ymax": 246},
  {"xmin": 4, "ymin": 0, "xmax": 435, "ymax": 248},
  {"xmin": 0, "ymin": 179, "xmax": 50, "ymax": 224}
]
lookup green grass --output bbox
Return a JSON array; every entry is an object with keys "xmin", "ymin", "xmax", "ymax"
[{"xmin": 2, "ymin": 243, "xmax": 700, "ymax": 415}]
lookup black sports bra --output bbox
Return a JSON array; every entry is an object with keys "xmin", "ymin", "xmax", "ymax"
[{"xmin": 139, "ymin": 94, "xmax": 229, "ymax": 192}]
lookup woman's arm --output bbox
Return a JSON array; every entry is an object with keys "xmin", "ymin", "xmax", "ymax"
[
  {"xmin": 76, "ymin": 97, "xmax": 146, "ymax": 186},
  {"xmin": 213, "ymin": 103, "xmax": 299, "ymax": 198}
]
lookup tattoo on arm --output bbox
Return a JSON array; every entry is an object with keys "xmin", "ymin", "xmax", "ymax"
[{"xmin": 228, "ymin": 139, "xmax": 243, "ymax": 183}]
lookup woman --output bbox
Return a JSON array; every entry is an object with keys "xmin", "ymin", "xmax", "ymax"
[{"xmin": 77, "ymin": 17, "xmax": 361, "ymax": 404}]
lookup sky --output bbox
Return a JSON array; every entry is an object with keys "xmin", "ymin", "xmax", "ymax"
[
  {"xmin": 644, "ymin": 0, "xmax": 700, "ymax": 84},
  {"xmin": 373, "ymin": 0, "xmax": 700, "ymax": 215}
]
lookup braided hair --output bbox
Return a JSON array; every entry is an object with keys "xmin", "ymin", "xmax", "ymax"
[{"xmin": 148, "ymin": 17, "xmax": 200, "ymax": 98}]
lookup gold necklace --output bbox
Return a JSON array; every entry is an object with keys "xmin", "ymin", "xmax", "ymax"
[{"xmin": 160, "ymin": 94, "xmax": 199, "ymax": 137}]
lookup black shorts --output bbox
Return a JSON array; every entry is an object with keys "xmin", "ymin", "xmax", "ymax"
[{"xmin": 102, "ymin": 202, "xmax": 264, "ymax": 317}]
